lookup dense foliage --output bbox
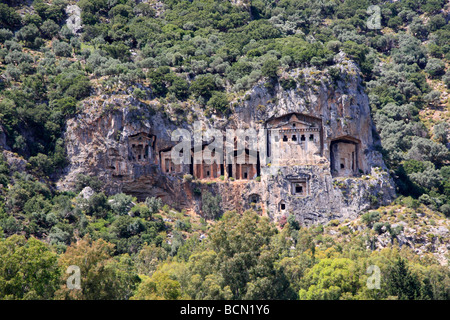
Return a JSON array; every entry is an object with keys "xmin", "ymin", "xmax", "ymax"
[{"xmin": 0, "ymin": 0, "xmax": 449, "ymax": 300}]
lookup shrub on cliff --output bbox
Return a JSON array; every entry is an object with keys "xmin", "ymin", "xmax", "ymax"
[
  {"xmin": 207, "ymin": 91, "xmax": 229, "ymax": 114},
  {"xmin": 145, "ymin": 197, "xmax": 162, "ymax": 215},
  {"xmin": 201, "ymin": 191, "xmax": 221, "ymax": 220},
  {"xmin": 110, "ymin": 193, "xmax": 134, "ymax": 216}
]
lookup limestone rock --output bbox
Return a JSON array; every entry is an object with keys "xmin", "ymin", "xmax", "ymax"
[
  {"xmin": 79, "ymin": 186, "xmax": 94, "ymax": 200},
  {"xmin": 58, "ymin": 54, "xmax": 396, "ymax": 224}
]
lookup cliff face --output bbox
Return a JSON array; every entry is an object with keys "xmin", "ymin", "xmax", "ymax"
[
  {"xmin": 58, "ymin": 93, "xmax": 191, "ymax": 207},
  {"xmin": 58, "ymin": 53, "xmax": 396, "ymax": 225}
]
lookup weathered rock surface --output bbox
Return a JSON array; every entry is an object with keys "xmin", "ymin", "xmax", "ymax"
[{"xmin": 58, "ymin": 53, "xmax": 396, "ymax": 225}]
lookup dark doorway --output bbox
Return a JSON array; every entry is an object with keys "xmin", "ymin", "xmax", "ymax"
[{"xmin": 256, "ymin": 152, "xmax": 261, "ymax": 177}]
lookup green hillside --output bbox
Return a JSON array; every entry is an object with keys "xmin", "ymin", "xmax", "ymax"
[{"xmin": 0, "ymin": 0, "xmax": 449, "ymax": 300}]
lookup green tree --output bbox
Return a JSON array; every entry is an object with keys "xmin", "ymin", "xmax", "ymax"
[
  {"xmin": 110, "ymin": 193, "xmax": 134, "ymax": 216},
  {"xmin": 207, "ymin": 210, "xmax": 294, "ymax": 299},
  {"xmin": 55, "ymin": 235, "xmax": 139, "ymax": 300},
  {"xmin": 261, "ymin": 58, "xmax": 279, "ymax": 79},
  {"xmin": 385, "ymin": 258, "xmax": 422, "ymax": 300},
  {"xmin": 425, "ymin": 58, "xmax": 445, "ymax": 78},
  {"xmin": 201, "ymin": 191, "xmax": 221, "ymax": 220},
  {"xmin": 0, "ymin": 3, "xmax": 21, "ymax": 30},
  {"xmin": 132, "ymin": 271, "xmax": 184, "ymax": 300},
  {"xmin": 299, "ymin": 258, "xmax": 359, "ymax": 300},
  {"xmin": 0, "ymin": 235, "xmax": 60, "ymax": 299},
  {"xmin": 207, "ymin": 91, "xmax": 229, "ymax": 114},
  {"xmin": 40, "ymin": 19, "xmax": 60, "ymax": 39},
  {"xmin": 190, "ymin": 74, "xmax": 218, "ymax": 100}
]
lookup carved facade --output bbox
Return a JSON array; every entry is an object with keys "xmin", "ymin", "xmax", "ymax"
[
  {"xmin": 129, "ymin": 133, "xmax": 156, "ymax": 164},
  {"xmin": 124, "ymin": 111, "xmax": 379, "ymax": 224},
  {"xmin": 266, "ymin": 113, "xmax": 323, "ymax": 166},
  {"xmin": 330, "ymin": 136, "xmax": 360, "ymax": 177}
]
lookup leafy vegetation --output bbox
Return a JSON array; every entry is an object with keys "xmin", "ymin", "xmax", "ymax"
[{"xmin": 0, "ymin": 0, "xmax": 449, "ymax": 300}]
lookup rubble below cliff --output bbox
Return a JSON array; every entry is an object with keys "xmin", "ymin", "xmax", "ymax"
[{"xmin": 324, "ymin": 203, "xmax": 450, "ymax": 266}]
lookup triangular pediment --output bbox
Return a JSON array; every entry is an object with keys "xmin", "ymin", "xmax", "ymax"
[
  {"xmin": 266, "ymin": 112, "xmax": 322, "ymax": 129},
  {"xmin": 272, "ymin": 120, "xmax": 314, "ymax": 129}
]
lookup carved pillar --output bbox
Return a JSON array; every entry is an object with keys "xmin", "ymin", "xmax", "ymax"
[{"xmin": 212, "ymin": 163, "xmax": 217, "ymax": 178}]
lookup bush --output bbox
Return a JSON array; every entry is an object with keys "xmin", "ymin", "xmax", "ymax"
[
  {"xmin": 0, "ymin": 3, "xmax": 21, "ymax": 30},
  {"xmin": 28, "ymin": 153, "xmax": 53, "ymax": 176},
  {"xmin": 110, "ymin": 193, "xmax": 134, "ymax": 216},
  {"xmin": 389, "ymin": 225, "xmax": 404, "ymax": 238},
  {"xmin": 407, "ymin": 137, "xmax": 449, "ymax": 165},
  {"xmin": 201, "ymin": 191, "xmax": 221, "ymax": 220},
  {"xmin": 168, "ymin": 76, "xmax": 190, "ymax": 100},
  {"xmin": 52, "ymin": 40, "xmax": 72, "ymax": 57},
  {"xmin": 86, "ymin": 192, "xmax": 110, "ymax": 218},
  {"xmin": 425, "ymin": 58, "xmax": 445, "ymax": 78},
  {"xmin": 132, "ymin": 88, "xmax": 147, "ymax": 100},
  {"xmin": 40, "ymin": 19, "xmax": 60, "ymax": 39},
  {"xmin": 75, "ymin": 174, "xmax": 103, "ymax": 192},
  {"xmin": 280, "ymin": 77, "xmax": 296, "ymax": 90},
  {"xmin": 16, "ymin": 25, "xmax": 40, "ymax": 47},
  {"xmin": 145, "ymin": 197, "xmax": 162, "ymax": 215},
  {"xmin": 402, "ymin": 196, "xmax": 420, "ymax": 209},
  {"xmin": 287, "ymin": 214, "xmax": 300, "ymax": 230},
  {"xmin": 328, "ymin": 67, "xmax": 341, "ymax": 83},
  {"xmin": 0, "ymin": 28, "xmax": 13, "ymax": 42},
  {"xmin": 191, "ymin": 74, "xmax": 218, "ymax": 100},
  {"xmin": 440, "ymin": 204, "xmax": 450, "ymax": 217},
  {"xmin": 361, "ymin": 211, "xmax": 380, "ymax": 226},
  {"xmin": 54, "ymin": 71, "xmax": 92, "ymax": 100},
  {"xmin": 175, "ymin": 219, "xmax": 191, "ymax": 232},
  {"xmin": 261, "ymin": 59, "xmax": 279, "ymax": 79},
  {"xmin": 388, "ymin": 16, "xmax": 402, "ymax": 30},
  {"xmin": 443, "ymin": 71, "xmax": 450, "ymax": 88},
  {"xmin": 130, "ymin": 203, "xmax": 151, "ymax": 219},
  {"xmin": 373, "ymin": 222, "xmax": 389, "ymax": 234},
  {"xmin": 207, "ymin": 91, "xmax": 229, "ymax": 114}
]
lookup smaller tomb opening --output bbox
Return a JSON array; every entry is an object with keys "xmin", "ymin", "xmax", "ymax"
[
  {"xmin": 330, "ymin": 137, "xmax": 360, "ymax": 177},
  {"xmin": 249, "ymin": 194, "xmax": 260, "ymax": 203},
  {"xmin": 129, "ymin": 133, "xmax": 156, "ymax": 163}
]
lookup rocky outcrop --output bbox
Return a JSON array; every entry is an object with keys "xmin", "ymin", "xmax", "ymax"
[
  {"xmin": 58, "ymin": 52, "xmax": 396, "ymax": 224},
  {"xmin": 345, "ymin": 213, "xmax": 450, "ymax": 266},
  {"xmin": 58, "ymin": 94, "xmax": 190, "ymax": 207}
]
